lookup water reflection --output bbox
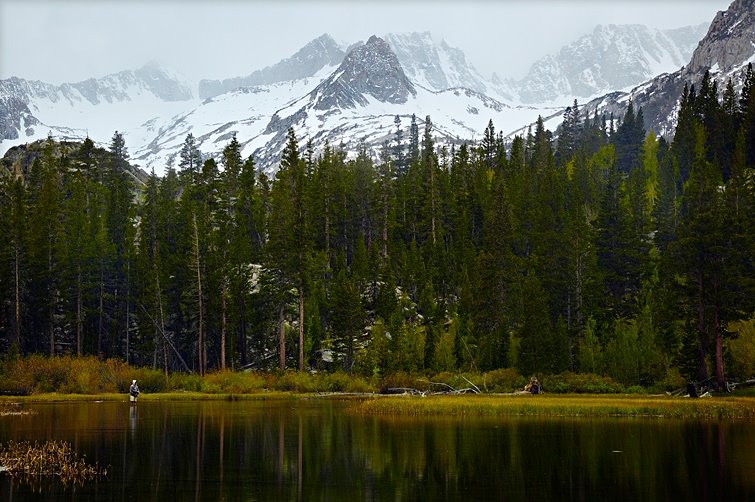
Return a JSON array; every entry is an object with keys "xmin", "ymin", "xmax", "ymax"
[{"xmin": 0, "ymin": 399, "xmax": 753, "ymax": 501}]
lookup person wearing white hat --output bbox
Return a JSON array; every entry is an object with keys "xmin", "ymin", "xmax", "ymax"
[{"xmin": 129, "ymin": 379, "xmax": 140, "ymax": 403}]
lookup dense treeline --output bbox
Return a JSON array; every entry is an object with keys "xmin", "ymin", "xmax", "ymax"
[{"xmin": 1, "ymin": 68, "xmax": 754, "ymax": 388}]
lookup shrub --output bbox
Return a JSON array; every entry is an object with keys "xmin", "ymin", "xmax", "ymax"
[
  {"xmin": 202, "ymin": 370, "xmax": 266, "ymax": 393},
  {"xmin": 379, "ymin": 372, "xmax": 428, "ymax": 393},
  {"xmin": 127, "ymin": 367, "xmax": 169, "ymax": 393},
  {"xmin": 169, "ymin": 373, "xmax": 203, "ymax": 392},
  {"xmin": 481, "ymin": 368, "xmax": 527, "ymax": 393},
  {"xmin": 541, "ymin": 372, "xmax": 625, "ymax": 394},
  {"xmin": 275, "ymin": 371, "xmax": 318, "ymax": 392},
  {"xmin": 726, "ymin": 319, "xmax": 755, "ymax": 379}
]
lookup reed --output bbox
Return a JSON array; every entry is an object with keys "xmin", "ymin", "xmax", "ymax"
[
  {"xmin": 351, "ymin": 394, "xmax": 755, "ymax": 419},
  {"xmin": 0, "ymin": 402, "xmax": 35, "ymax": 416},
  {"xmin": 0, "ymin": 440, "xmax": 107, "ymax": 486}
]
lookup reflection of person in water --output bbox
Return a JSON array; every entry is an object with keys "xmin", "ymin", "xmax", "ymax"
[
  {"xmin": 129, "ymin": 402, "xmax": 137, "ymax": 434},
  {"xmin": 129, "ymin": 379, "xmax": 140, "ymax": 403}
]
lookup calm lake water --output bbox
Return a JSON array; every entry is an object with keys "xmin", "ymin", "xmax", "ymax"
[{"xmin": 1, "ymin": 399, "xmax": 754, "ymax": 501}]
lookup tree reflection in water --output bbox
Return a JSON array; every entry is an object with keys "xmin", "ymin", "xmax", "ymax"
[{"xmin": 0, "ymin": 400, "xmax": 753, "ymax": 501}]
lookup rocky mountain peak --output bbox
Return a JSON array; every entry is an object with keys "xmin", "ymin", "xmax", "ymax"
[
  {"xmin": 198, "ymin": 33, "xmax": 345, "ymax": 99},
  {"xmin": 133, "ymin": 61, "xmax": 193, "ymax": 101},
  {"xmin": 687, "ymin": 0, "xmax": 755, "ymax": 74},
  {"xmin": 312, "ymin": 35, "xmax": 416, "ymax": 110},
  {"xmin": 383, "ymin": 32, "xmax": 488, "ymax": 93},
  {"xmin": 510, "ymin": 23, "xmax": 709, "ymax": 103}
]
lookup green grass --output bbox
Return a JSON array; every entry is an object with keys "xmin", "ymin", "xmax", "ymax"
[
  {"xmin": 3, "ymin": 389, "xmax": 754, "ymax": 420},
  {"xmin": 351, "ymin": 394, "xmax": 755, "ymax": 419},
  {"xmin": 0, "ymin": 391, "xmax": 306, "ymax": 403}
]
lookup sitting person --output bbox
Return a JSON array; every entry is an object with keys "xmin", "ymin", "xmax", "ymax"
[{"xmin": 524, "ymin": 376, "xmax": 541, "ymax": 394}]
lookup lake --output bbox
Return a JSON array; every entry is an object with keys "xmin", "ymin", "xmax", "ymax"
[{"xmin": 1, "ymin": 399, "xmax": 754, "ymax": 501}]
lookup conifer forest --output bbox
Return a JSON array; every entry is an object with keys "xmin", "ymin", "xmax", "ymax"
[{"xmin": 1, "ymin": 68, "xmax": 754, "ymax": 390}]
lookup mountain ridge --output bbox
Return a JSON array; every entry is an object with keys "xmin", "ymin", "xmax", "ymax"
[
  {"xmin": 198, "ymin": 34, "xmax": 345, "ymax": 100},
  {"xmin": 504, "ymin": 23, "xmax": 709, "ymax": 104},
  {"xmin": 0, "ymin": 15, "xmax": 736, "ymax": 173}
]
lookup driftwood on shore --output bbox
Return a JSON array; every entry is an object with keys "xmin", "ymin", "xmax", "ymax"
[
  {"xmin": 668, "ymin": 377, "xmax": 755, "ymax": 397},
  {"xmin": 384, "ymin": 377, "xmax": 482, "ymax": 396}
]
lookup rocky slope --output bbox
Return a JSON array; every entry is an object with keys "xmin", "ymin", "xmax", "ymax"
[
  {"xmin": 133, "ymin": 35, "xmax": 546, "ymax": 173},
  {"xmin": 1, "ymin": 16, "xmax": 733, "ymax": 173},
  {"xmin": 523, "ymin": 0, "xmax": 755, "ymax": 140},
  {"xmin": 198, "ymin": 34, "xmax": 345, "ymax": 100},
  {"xmin": 0, "ymin": 62, "xmax": 193, "ymax": 151},
  {"xmin": 384, "ymin": 32, "xmax": 490, "ymax": 94},
  {"xmin": 506, "ymin": 23, "xmax": 708, "ymax": 104}
]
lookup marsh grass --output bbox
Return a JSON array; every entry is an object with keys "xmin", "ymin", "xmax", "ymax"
[
  {"xmin": 0, "ymin": 440, "xmax": 107, "ymax": 487},
  {"xmin": 0, "ymin": 402, "xmax": 35, "ymax": 416},
  {"xmin": 352, "ymin": 394, "xmax": 755, "ymax": 419}
]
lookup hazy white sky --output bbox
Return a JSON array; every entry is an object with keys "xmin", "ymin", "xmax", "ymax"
[{"xmin": 0, "ymin": 0, "xmax": 733, "ymax": 86}]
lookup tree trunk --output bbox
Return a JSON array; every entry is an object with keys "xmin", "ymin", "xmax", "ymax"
[
  {"xmin": 278, "ymin": 303, "xmax": 286, "ymax": 370},
  {"xmin": 382, "ymin": 186, "xmax": 389, "ymax": 265},
  {"xmin": 125, "ymin": 254, "xmax": 130, "ymax": 363},
  {"xmin": 298, "ymin": 287, "xmax": 305, "ymax": 371},
  {"xmin": 713, "ymin": 274, "xmax": 725, "ymax": 389},
  {"xmin": 155, "ymin": 260, "xmax": 167, "ymax": 376},
  {"xmin": 98, "ymin": 264, "xmax": 104, "ymax": 359},
  {"xmin": 239, "ymin": 297, "xmax": 248, "ymax": 367},
  {"xmin": 714, "ymin": 313, "xmax": 725, "ymax": 389},
  {"xmin": 430, "ymin": 161, "xmax": 436, "ymax": 246},
  {"xmin": 14, "ymin": 246, "xmax": 21, "ymax": 349},
  {"xmin": 220, "ymin": 282, "xmax": 227, "ymax": 371},
  {"xmin": 325, "ymin": 191, "xmax": 330, "ymax": 265},
  {"xmin": 697, "ymin": 270, "xmax": 709, "ymax": 381},
  {"xmin": 49, "ymin": 244, "xmax": 54, "ymax": 355},
  {"xmin": 76, "ymin": 267, "xmax": 82, "ymax": 356},
  {"xmin": 192, "ymin": 213, "xmax": 205, "ymax": 376}
]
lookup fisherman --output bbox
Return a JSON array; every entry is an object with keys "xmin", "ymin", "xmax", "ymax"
[{"xmin": 129, "ymin": 379, "xmax": 140, "ymax": 403}]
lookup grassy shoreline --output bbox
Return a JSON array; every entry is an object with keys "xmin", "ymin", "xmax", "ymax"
[
  {"xmin": 351, "ymin": 394, "xmax": 755, "ymax": 419},
  {"xmin": 2, "ymin": 391, "xmax": 754, "ymax": 420}
]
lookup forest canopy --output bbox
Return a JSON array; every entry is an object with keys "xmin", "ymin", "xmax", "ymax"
[{"xmin": 1, "ymin": 67, "xmax": 753, "ymax": 390}]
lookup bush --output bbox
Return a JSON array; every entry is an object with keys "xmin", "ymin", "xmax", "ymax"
[
  {"xmin": 726, "ymin": 319, "xmax": 755, "ymax": 379},
  {"xmin": 318, "ymin": 371, "xmax": 373, "ymax": 393},
  {"xmin": 481, "ymin": 368, "xmax": 527, "ymax": 393},
  {"xmin": 202, "ymin": 370, "xmax": 267, "ymax": 394},
  {"xmin": 541, "ymin": 372, "xmax": 625, "ymax": 394},
  {"xmin": 169, "ymin": 372, "xmax": 203, "ymax": 392},
  {"xmin": 275, "ymin": 371, "xmax": 319, "ymax": 392},
  {"xmin": 379, "ymin": 372, "xmax": 429, "ymax": 393},
  {"xmin": 128, "ymin": 367, "xmax": 169, "ymax": 393},
  {"xmin": 647, "ymin": 367, "xmax": 686, "ymax": 393}
]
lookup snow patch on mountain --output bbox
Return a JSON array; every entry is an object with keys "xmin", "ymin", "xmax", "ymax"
[
  {"xmin": 505, "ymin": 23, "xmax": 709, "ymax": 104},
  {"xmin": 0, "ymin": 62, "xmax": 194, "ymax": 156}
]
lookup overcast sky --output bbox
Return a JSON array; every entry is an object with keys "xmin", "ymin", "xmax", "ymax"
[{"xmin": 0, "ymin": 0, "xmax": 733, "ymax": 87}]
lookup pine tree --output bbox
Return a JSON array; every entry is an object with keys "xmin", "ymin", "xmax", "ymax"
[
  {"xmin": 178, "ymin": 133, "xmax": 202, "ymax": 182},
  {"xmin": 408, "ymin": 114, "xmax": 419, "ymax": 166},
  {"xmin": 267, "ymin": 128, "xmax": 310, "ymax": 370},
  {"xmin": 393, "ymin": 115, "xmax": 405, "ymax": 174},
  {"xmin": 330, "ymin": 269, "xmax": 365, "ymax": 371},
  {"xmin": 740, "ymin": 63, "xmax": 755, "ymax": 168}
]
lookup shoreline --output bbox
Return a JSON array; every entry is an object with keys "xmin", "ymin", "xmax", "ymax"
[{"xmin": 2, "ymin": 392, "xmax": 754, "ymax": 419}]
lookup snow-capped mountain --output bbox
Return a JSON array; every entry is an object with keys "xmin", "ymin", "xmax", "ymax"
[
  {"xmin": 0, "ymin": 61, "xmax": 194, "ymax": 151},
  {"xmin": 198, "ymin": 34, "xmax": 346, "ymax": 100},
  {"xmin": 133, "ymin": 35, "xmax": 551, "ymax": 173},
  {"xmin": 505, "ymin": 23, "xmax": 709, "ymax": 104},
  {"xmin": 578, "ymin": 0, "xmax": 754, "ymax": 138},
  {"xmin": 384, "ymin": 32, "xmax": 491, "ymax": 94},
  {"xmin": 0, "ymin": 16, "xmax": 732, "ymax": 174}
]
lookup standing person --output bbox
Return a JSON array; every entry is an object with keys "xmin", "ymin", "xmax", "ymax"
[{"xmin": 129, "ymin": 379, "xmax": 140, "ymax": 403}]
